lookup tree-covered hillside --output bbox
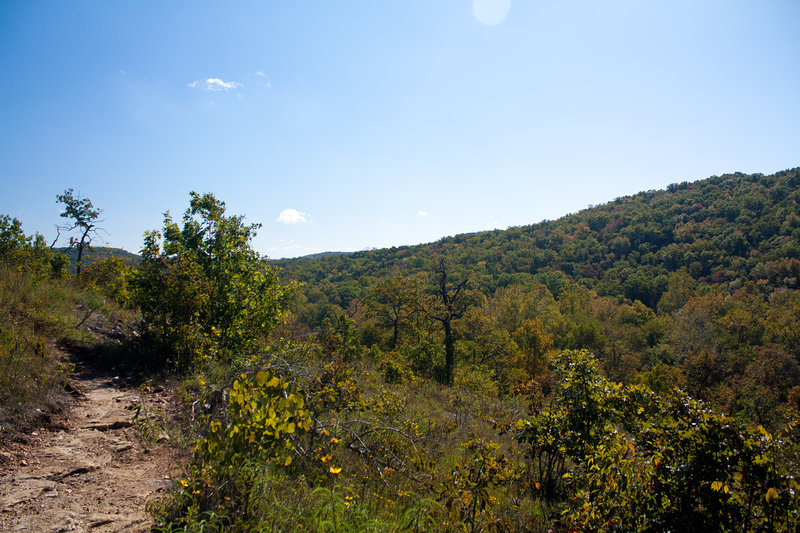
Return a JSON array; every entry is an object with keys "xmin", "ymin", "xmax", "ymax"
[
  {"xmin": 55, "ymin": 246, "xmax": 140, "ymax": 273},
  {"xmin": 277, "ymin": 168, "xmax": 800, "ymax": 308},
  {"xmin": 276, "ymin": 168, "xmax": 800, "ymax": 421}
]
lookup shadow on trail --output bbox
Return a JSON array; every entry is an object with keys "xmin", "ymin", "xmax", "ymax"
[{"xmin": 58, "ymin": 333, "xmax": 171, "ymax": 390}]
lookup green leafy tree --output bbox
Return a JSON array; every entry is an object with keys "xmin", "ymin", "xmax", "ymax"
[
  {"xmin": 132, "ymin": 192, "xmax": 295, "ymax": 369},
  {"xmin": 0, "ymin": 215, "xmax": 29, "ymax": 255},
  {"xmin": 365, "ymin": 275, "xmax": 421, "ymax": 349},
  {"xmin": 79, "ymin": 256, "xmax": 132, "ymax": 307},
  {"xmin": 512, "ymin": 318, "xmax": 553, "ymax": 379},
  {"xmin": 0, "ymin": 214, "xmax": 67, "ymax": 277},
  {"xmin": 55, "ymin": 188, "xmax": 102, "ymax": 277},
  {"xmin": 766, "ymin": 290, "xmax": 800, "ymax": 356}
]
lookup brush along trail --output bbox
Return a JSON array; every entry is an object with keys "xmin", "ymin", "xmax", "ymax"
[{"xmin": 0, "ymin": 359, "xmax": 182, "ymax": 532}]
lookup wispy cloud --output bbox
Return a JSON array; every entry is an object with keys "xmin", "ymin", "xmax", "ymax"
[
  {"xmin": 276, "ymin": 209, "xmax": 310, "ymax": 224},
  {"xmin": 188, "ymin": 77, "xmax": 243, "ymax": 91},
  {"xmin": 253, "ymin": 71, "xmax": 272, "ymax": 88},
  {"xmin": 417, "ymin": 210, "xmax": 429, "ymax": 217}
]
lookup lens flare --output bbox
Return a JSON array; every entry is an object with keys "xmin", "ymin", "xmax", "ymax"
[{"xmin": 472, "ymin": 0, "xmax": 511, "ymax": 26}]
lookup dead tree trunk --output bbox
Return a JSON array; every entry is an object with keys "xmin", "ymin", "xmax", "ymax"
[{"xmin": 434, "ymin": 259, "xmax": 469, "ymax": 385}]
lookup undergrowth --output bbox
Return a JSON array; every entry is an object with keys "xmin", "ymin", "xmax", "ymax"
[
  {"xmin": 0, "ymin": 242, "xmax": 139, "ymax": 439},
  {"xmin": 147, "ymin": 339, "xmax": 549, "ymax": 532}
]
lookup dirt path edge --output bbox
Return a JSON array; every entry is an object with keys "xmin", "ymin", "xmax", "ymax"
[{"xmin": 0, "ymin": 364, "xmax": 183, "ymax": 533}]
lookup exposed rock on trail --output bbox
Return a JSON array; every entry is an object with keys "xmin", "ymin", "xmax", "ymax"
[{"xmin": 0, "ymin": 364, "xmax": 182, "ymax": 532}]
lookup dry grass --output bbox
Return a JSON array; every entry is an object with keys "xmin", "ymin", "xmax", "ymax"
[{"xmin": 0, "ymin": 262, "xmax": 138, "ymax": 440}]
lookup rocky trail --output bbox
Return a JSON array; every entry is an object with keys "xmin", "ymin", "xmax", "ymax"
[{"xmin": 0, "ymin": 360, "xmax": 183, "ymax": 532}]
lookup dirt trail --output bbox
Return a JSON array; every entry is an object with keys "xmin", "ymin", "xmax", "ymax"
[{"xmin": 0, "ymin": 365, "xmax": 182, "ymax": 532}]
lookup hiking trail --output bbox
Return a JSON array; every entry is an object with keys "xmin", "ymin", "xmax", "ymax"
[{"xmin": 0, "ymin": 359, "xmax": 182, "ymax": 533}]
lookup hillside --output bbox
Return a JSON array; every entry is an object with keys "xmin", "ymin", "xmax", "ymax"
[
  {"xmin": 263, "ymin": 168, "xmax": 799, "ymax": 530},
  {"xmin": 55, "ymin": 247, "xmax": 140, "ymax": 273},
  {"xmin": 277, "ymin": 168, "xmax": 800, "ymax": 311},
  {"xmin": 275, "ymin": 168, "xmax": 800, "ymax": 420}
]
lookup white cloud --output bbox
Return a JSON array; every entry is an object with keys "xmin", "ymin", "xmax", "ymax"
[
  {"xmin": 255, "ymin": 71, "xmax": 266, "ymax": 77},
  {"xmin": 188, "ymin": 77, "xmax": 243, "ymax": 91},
  {"xmin": 417, "ymin": 210, "xmax": 429, "ymax": 217},
  {"xmin": 276, "ymin": 208, "xmax": 310, "ymax": 224}
]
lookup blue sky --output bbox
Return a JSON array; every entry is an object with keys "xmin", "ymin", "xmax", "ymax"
[{"xmin": 1, "ymin": 1, "xmax": 798, "ymax": 258}]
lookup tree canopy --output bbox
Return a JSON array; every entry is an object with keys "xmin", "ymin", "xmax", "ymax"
[
  {"xmin": 55, "ymin": 188, "xmax": 102, "ymax": 277},
  {"xmin": 132, "ymin": 192, "xmax": 295, "ymax": 369}
]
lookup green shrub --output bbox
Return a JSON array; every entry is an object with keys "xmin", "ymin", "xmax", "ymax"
[
  {"xmin": 516, "ymin": 349, "xmax": 800, "ymax": 531},
  {"xmin": 151, "ymin": 370, "xmax": 311, "ymax": 529},
  {"xmin": 132, "ymin": 192, "xmax": 295, "ymax": 370}
]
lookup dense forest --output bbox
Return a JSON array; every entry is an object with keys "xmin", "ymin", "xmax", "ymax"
[
  {"xmin": 2, "ymin": 169, "xmax": 799, "ymax": 531},
  {"xmin": 276, "ymin": 168, "xmax": 800, "ymax": 422}
]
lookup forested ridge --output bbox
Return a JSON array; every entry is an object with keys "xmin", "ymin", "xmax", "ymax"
[
  {"xmin": 277, "ymin": 168, "xmax": 800, "ymax": 308},
  {"xmin": 55, "ymin": 246, "xmax": 140, "ymax": 273}
]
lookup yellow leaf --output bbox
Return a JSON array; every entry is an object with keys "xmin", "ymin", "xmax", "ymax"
[{"xmin": 766, "ymin": 487, "xmax": 780, "ymax": 502}]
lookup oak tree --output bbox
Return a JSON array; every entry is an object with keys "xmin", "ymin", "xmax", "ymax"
[{"xmin": 365, "ymin": 276, "xmax": 420, "ymax": 349}]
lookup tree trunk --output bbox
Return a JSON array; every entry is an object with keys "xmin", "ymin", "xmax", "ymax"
[
  {"xmin": 76, "ymin": 228, "xmax": 90, "ymax": 278},
  {"xmin": 391, "ymin": 321, "xmax": 399, "ymax": 350},
  {"xmin": 76, "ymin": 245, "xmax": 85, "ymax": 277},
  {"xmin": 443, "ymin": 318, "xmax": 454, "ymax": 384}
]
